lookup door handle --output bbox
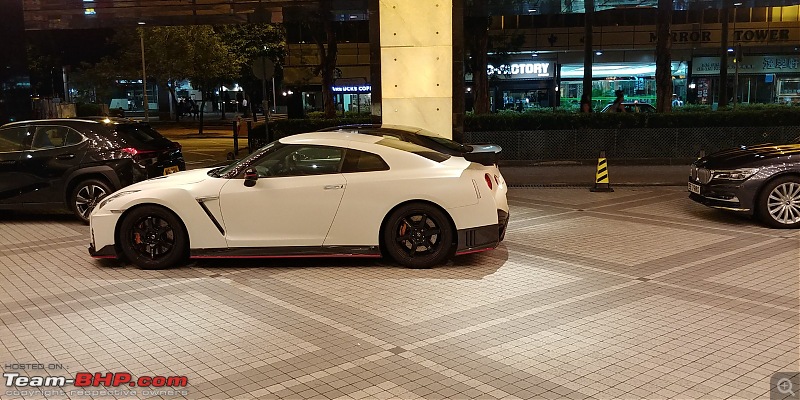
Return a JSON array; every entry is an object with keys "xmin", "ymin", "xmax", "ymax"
[
  {"xmin": 56, "ymin": 153, "xmax": 75, "ymax": 160},
  {"xmin": 323, "ymin": 184, "xmax": 344, "ymax": 190}
]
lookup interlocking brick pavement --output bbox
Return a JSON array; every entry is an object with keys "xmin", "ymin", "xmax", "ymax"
[{"xmin": 0, "ymin": 187, "xmax": 798, "ymax": 399}]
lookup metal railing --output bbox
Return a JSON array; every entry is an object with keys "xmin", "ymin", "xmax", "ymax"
[{"xmin": 465, "ymin": 126, "xmax": 800, "ymax": 163}]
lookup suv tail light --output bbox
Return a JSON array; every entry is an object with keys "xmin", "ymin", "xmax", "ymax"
[
  {"xmin": 484, "ymin": 173, "xmax": 493, "ymax": 190},
  {"xmin": 121, "ymin": 147, "xmax": 157, "ymax": 161}
]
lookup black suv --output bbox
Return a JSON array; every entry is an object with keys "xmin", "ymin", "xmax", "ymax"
[{"xmin": 0, "ymin": 118, "xmax": 185, "ymax": 222}]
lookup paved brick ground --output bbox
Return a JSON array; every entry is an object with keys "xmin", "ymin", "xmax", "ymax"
[{"xmin": 1, "ymin": 187, "xmax": 798, "ymax": 399}]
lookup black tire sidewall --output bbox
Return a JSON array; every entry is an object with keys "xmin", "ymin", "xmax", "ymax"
[
  {"xmin": 119, "ymin": 205, "xmax": 188, "ymax": 269},
  {"xmin": 757, "ymin": 176, "xmax": 800, "ymax": 229},
  {"xmin": 70, "ymin": 178, "xmax": 112, "ymax": 223},
  {"xmin": 383, "ymin": 204, "xmax": 453, "ymax": 269}
]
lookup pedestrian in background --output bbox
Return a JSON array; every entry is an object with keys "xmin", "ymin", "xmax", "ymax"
[
  {"xmin": 611, "ymin": 90, "xmax": 626, "ymax": 112},
  {"xmin": 580, "ymin": 94, "xmax": 592, "ymax": 113}
]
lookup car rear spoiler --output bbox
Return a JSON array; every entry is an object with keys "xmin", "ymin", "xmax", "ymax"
[{"xmin": 464, "ymin": 143, "xmax": 502, "ymax": 166}]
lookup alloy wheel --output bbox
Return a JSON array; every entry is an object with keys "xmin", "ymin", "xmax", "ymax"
[
  {"xmin": 395, "ymin": 213, "xmax": 442, "ymax": 258},
  {"xmin": 75, "ymin": 184, "xmax": 108, "ymax": 219},
  {"xmin": 767, "ymin": 182, "xmax": 800, "ymax": 225},
  {"xmin": 129, "ymin": 215, "xmax": 176, "ymax": 260}
]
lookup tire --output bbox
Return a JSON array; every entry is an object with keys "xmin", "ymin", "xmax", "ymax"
[
  {"xmin": 756, "ymin": 176, "xmax": 800, "ymax": 229},
  {"xmin": 70, "ymin": 178, "xmax": 112, "ymax": 223},
  {"xmin": 382, "ymin": 203, "xmax": 454, "ymax": 269},
  {"xmin": 118, "ymin": 205, "xmax": 188, "ymax": 269}
]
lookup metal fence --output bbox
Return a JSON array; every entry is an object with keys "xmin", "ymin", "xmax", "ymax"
[{"xmin": 465, "ymin": 126, "xmax": 800, "ymax": 163}]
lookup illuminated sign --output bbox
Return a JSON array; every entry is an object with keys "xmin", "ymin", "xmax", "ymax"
[
  {"xmin": 331, "ymin": 85, "xmax": 371, "ymax": 93},
  {"xmin": 487, "ymin": 62, "xmax": 552, "ymax": 79},
  {"xmin": 692, "ymin": 55, "xmax": 800, "ymax": 75}
]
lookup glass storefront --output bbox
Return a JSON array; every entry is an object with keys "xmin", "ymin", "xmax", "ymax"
[
  {"xmin": 690, "ymin": 55, "xmax": 800, "ymax": 105},
  {"xmin": 559, "ymin": 62, "xmax": 688, "ymax": 110}
]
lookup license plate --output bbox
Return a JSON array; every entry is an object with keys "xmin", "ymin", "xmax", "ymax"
[
  {"xmin": 688, "ymin": 182, "xmax": 700, "ymax": 194},
  {"xmin": 163, "ymin": 166, "xmax": 180, "ymax": 175}
]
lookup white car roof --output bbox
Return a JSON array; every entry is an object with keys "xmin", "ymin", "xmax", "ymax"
[{"xmin": 280, "ymin": 131, "xmax": 382, "ymax": 145}]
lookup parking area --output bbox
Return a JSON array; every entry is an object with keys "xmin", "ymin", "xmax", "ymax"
[{"xmin": 1, "ymin": 187, "xmax": 798, "ymax": 399}]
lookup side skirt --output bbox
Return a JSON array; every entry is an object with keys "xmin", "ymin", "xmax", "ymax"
[{"xmin": 191, "ymin": 246, "xmax": 381, "ymax": 259}]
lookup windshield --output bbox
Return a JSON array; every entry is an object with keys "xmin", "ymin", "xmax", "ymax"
[{"xmin": 211, "ymin": 141, "xmax": 282, "ymax": 177}]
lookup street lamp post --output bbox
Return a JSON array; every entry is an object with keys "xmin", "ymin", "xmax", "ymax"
[{"xmin": 139, "ymin": 25, "xmax": 149, "ymax": 121}]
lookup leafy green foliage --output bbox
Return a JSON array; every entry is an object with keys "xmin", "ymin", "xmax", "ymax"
[{"xmin": 253, "ymin": 116, "xmax": 372, "ymax": 139}]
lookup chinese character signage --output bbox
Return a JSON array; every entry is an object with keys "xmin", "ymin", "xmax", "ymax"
[{"xmin": 692, "ymin": 55, "xmax": 800, "ymax": 75}]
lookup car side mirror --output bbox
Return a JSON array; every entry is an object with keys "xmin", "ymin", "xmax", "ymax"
[{"xmin": 244, "ymin": 167, "xmax": 258, "ymax": 187}]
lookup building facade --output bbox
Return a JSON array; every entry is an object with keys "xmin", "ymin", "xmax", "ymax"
[
  {"xmin": 487, "ymin": 5, "xmax": 800, "ymax": 110},
  {"xmin": 281, "ymin": 4, "xmax": 800, "ymax": 114}
]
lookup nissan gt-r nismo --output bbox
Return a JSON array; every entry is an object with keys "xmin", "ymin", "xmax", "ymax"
[{"xmin": 89, "ymin": 131, "xmax": 509, "ymax": 269}]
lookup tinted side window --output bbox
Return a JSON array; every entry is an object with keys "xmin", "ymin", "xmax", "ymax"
[
  {"xmin": 32, "ymin": 126, "xmax": 85, "ymax": 149},
  {"xmin": 0, "ymin": 126, "xmax": 28, "ymax": 152},
  {"xmin": 114, "ymin": 124, "xmax": 166, "ymax": 146},
  {"xmin": 251, "ymin": 145, "xmax": 344, "ymax": 177},
  {"xmin": 341, "ymin": 149, "xmax": 390, "ymax": 173}
]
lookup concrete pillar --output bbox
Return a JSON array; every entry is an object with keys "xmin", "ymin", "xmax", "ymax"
[{"xmin": 378, "ymin": 0, "xmax": 455, "ymax": 138}]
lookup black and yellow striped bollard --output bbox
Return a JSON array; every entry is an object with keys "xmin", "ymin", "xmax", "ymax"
[{"xmin": 590, "ymin": 150, "xmax": 614, "ymax": 192}]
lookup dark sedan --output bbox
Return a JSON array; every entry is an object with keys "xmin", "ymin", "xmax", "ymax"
[
  {"xmin": 689, "ymin": 138, "xmax": 800, "ymax": 228},
  {"xmin": 0, "ymin": 118, "xmax": 185, "ymax": 222}
]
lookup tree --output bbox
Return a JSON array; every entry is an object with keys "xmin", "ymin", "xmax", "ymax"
[
  {"xmin": 465, "ymin": 0, "xmax": 525, "ymax": 115},
  {"xmin": 583, "ymin": 0, "xmax": 594, "ymax": 109},
  {"xmin": 465, "ymin": 0, "xmax": 491, "ymax": 114},
  {"xmin": 186, "ymin": 26, "xmax": 242, "ymax": 133},
  {"xmin": 654, "ymin": 0, "xmax": 673, "ymax": 112},
  {"xmin": 70, "ymin": 59, "xmax": 123, "ymax": 104},
  {"xmin": 307, "ymin": 1, "xmax": 338, "ymax": 119},
  {"xmin": 137, "ymin": 26, "xmax": 194, "ymax": 121},
  {"xmin": 217, "ymin": 23, "xmax": 286, "ymax": 115}
]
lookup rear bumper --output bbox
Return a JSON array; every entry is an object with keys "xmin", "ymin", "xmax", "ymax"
[{"xmin": 455, "ymin": 210, "xmax": 509, "ymax": 255}]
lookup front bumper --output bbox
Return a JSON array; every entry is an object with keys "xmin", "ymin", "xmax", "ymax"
[
  {"xmin": 688, "ymin": 180, "xmax": 753, "ymax": 213},
  {"xmin": 89, "ymin": 243, "xmax": 118, "ymax": 258}
]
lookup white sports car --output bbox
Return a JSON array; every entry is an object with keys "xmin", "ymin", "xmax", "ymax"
[{"xmin": 89, "ymin": 131, "xmax": 509, "ymax": 269}]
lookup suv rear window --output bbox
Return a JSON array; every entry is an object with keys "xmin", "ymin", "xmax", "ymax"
[
  {"xmin": 376, "ymin": 138, "xmax": 450, "ymax": 162},
  {"xmin": 114, "ymin": 124, "xmax": 166, "ymax": 146}
]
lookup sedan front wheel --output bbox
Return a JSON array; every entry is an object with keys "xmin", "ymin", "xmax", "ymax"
[{"xmin": 757, "ymin": 176, "xmax": 800, "ymax": 229}]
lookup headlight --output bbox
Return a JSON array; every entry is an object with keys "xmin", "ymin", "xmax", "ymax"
[
  {"xmin": 98, "ymin": 190, "xmax": 139, "ymax": 210},
  {"xmin": 711, "ymin": 168, "xmax": 759, "ymax": 181}
]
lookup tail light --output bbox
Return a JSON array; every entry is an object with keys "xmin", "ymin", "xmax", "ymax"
[
  {"xmin": 494, "ymin": 175, "xmax": 500, "ymax": 185},
  {"xmin": 121, "ymin": 147, "xmax": 157, "ymax": 161},
  {"xmin": 484, "ymin": 173, "xmax": 493, "ymax": 190},
  {"xmin": 120, "ymin": 147, "xmax": 139, "ymax": 157}
]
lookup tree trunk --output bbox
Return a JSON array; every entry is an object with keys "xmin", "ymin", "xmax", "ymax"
[
  {"xmin": 166, "ymin": 82, "xmax": 179, "ymax": 122},
  {"xmin": 321, "ymin": 1, "xmax": 337, "ymax": 119},
  {"xmin": 471, "ymin": 17, "xmax": 490, "ymax": 115},
  {"xmin": 583, "ymin": 0, "xmax": 594, "ymax": 106},
  {"xmin": 199, "ymin": 89, "xmax": 207, "ymax": 135},
  {"xmin": 655, "ymin": 0, "xmax": 673, "ymax": 112},
  {"xmin": 719, "ymin": 4, "xmax": 730, "ymax": 108}
]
